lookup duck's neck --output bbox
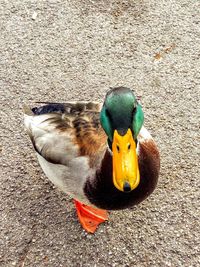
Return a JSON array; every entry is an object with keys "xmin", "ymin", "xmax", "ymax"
[{"xmin": 84, "ymin": 141, "xmax": 160, "ymax": 210}]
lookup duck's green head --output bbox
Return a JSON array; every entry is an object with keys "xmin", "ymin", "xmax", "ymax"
[{"xmin": 100, "ymin": 87, "xmax": 144, "ymax": 193}]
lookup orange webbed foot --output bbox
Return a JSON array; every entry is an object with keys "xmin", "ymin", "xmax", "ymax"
[{"xmin": 74, "ymin": 200, "xmax": 108, "ymax": 233}]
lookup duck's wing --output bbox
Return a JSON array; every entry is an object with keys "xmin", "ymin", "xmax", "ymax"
[{"xmin": 24, "ymin": 102, "xmax": 107, "ymax": 167}]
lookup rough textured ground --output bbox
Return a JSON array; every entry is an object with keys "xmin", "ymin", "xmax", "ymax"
[{"xmin": 0, "ymin": 1, "xmax": 199, "ymax": 266}]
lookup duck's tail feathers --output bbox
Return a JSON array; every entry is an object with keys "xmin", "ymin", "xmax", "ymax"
[{"xmin": 23, "ymin": 104, "xmax": 34, "ymax": 116}]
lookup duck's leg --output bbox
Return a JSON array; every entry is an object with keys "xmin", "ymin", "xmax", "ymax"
[{"xmin": 74, "ymin": 200, "xmax": 108, "ymax": 233}]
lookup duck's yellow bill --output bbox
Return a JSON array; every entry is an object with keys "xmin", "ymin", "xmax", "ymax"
[{"xmin": 112, "ymin": 128, "xmax": 140, "ymax": 192}]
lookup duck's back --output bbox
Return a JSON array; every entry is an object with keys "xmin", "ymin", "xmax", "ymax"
[{"xmin": 24, "ymin": 102, "xmax": 107, "ymax": 204}]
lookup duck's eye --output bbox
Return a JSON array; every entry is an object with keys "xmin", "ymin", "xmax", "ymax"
[
  {"xmin": 128, "ymin": 144, "xmax": 131, "ymax": 150},
  {"xmin": 116, "ymin": 145, "xmax": 120, "ymax": 152}
]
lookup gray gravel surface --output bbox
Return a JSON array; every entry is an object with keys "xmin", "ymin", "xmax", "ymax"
[{"xmin": 0, "ymin": 1, "xmax": 200, "ymax": 266}]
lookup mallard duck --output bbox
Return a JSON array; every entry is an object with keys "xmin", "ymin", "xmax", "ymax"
[{"xmin": 24, "ymin": 87, "xmax": 160, "ymax": 233}]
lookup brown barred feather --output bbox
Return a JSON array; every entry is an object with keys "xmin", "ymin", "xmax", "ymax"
[{"xmin": 72, "ymin": 114, "xmax": 107, "ymax": 167}]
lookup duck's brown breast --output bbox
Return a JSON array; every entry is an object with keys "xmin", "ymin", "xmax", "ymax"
[{"xmin": 84, "ymin": 141, "xmax": 160, "ymax": 210}]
